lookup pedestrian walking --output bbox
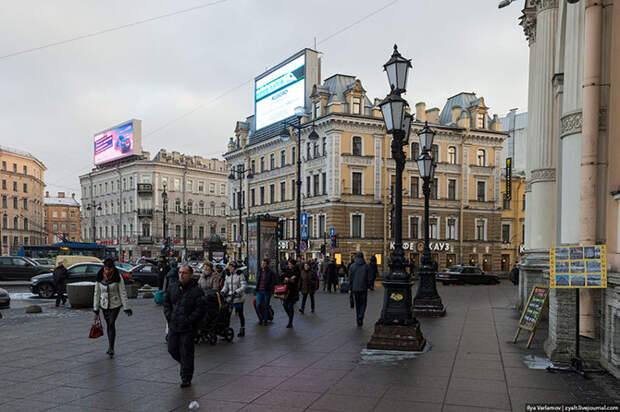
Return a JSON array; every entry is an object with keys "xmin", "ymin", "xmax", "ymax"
[
  {"xmin": 93, "ymin": 258, "xmax": 132, "ymax": 358},
  {"xmin": 368, "ymin": 255, "xmax": 378, "ymax": 291},
  {"xmin": 157, "ymin": 255, "xmax": 170, "ymax": 290},
  {"xmin": 52, "ymin": 260, "xmax": 68, "ymax": 306},
  {"xmin": 320, "ymin": 257, "xmax": 329, "ymax": 291},
  {"xmin": 220, "ymin": 262, "xmax": 247, "ymax": 337},
  {"xmin": 198, "ymin": 261, "xmax": 220, "ymax": 291},
  {"xmin": 163, "ymin": 265, "xmax": 205, "ymax": 388},
  {"xmin": 299, "ymin": 262, "xmax": 319, "ymax": 314},
  {"xmin": 280, "ymin": 259, "xmax": 300, "ymax": 328},
  {"xmin": 326, "ymin": 258, "xmax": 339, "ymax": 292},
  {"xmin": 348, "ymin": 252, "xmax": 371, "ymax": 327},
  {"xmin": 255, "ymin": 258, "xmax": 276, "ymax": 325},
  {"xmin": 509, "ymin": 265, "xmax": 519, "ymax": 285}
]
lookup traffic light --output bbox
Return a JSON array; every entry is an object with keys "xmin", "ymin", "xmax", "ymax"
[
  {"xmin": 277, "ymin": 219, "xmax": 285, "ymax": 240},
  {"xmin": 330, "ymin": 234, "xmax": 337, "ymax": 248}
]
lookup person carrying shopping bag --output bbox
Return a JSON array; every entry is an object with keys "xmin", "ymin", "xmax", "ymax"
[{"xmin": 93, "ymin": 258, "xmax": 132, "ymax": 358}]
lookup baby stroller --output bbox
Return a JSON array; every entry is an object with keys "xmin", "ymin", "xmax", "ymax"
[{"xmin": 195, "ymin": 290, "xmax": 234, "ymax": 345}]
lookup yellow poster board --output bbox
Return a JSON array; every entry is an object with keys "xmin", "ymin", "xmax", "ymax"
[{"xmin": 549, "ymin": 245, "xmax": 607, "ymax": 288}]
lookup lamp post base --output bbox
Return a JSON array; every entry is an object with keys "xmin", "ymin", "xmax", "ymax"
[
  {"xmin": 413, "ymin": 297, "xmax": 446, "ymax": 317},
  {"xmin": 367, "ymin": 322, "xmax": 426, "ymax": 351}
]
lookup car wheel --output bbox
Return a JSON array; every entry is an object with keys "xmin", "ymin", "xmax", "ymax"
[
  {"xmin": 441, "ymin": 281, "xmax": 448, "ymax": 285},
  {"xmin": 38, "ymin": 283, "xmax": 55, "ymax": 299}
]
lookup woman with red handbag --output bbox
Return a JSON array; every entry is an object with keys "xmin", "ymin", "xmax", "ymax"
[
  {"xmin": 280, "ymin": 259, "xmax": 301, "ymax": 328},
  {"xmin": 93, "ymin": 258, "xmax": 132, "ymax": 358}
]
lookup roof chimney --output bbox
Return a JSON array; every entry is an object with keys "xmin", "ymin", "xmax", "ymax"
[
  {"xmin": 415, "ymin": 102, "xmax": 426, "ymax": 123},
  {"xmin": 451, "ymin": 106, "xmax": 462, "ymax": 124},
  {"xmin": 58, "ymin": 192, "xmax": 65, "ymax": 198},
  {"xmin": 71, "ymin": 193, "xmax": 75, "ymax": 198},
  {"xmin": 45, "ymin": 191, "xmax": 49, "ymax": 197},
  {"xmin": 425, "ymin": 108, "xmax": 440, "ymax": 124}
]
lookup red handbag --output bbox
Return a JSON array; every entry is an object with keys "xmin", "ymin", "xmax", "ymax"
[
  {"xmin": 274, "ymin": 285, "xmax": 288, "ymax": 294},
  {"xmin": 89, "ymin": 314, "xmax": 104, "ymax": 339}
]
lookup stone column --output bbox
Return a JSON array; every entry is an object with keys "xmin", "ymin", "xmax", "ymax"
[{"xmin": 520, "ymin": 1, "xmax": 559, "ymax": 310}]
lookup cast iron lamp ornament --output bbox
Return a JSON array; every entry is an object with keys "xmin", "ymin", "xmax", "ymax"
[{"xmin": 368, "ymin": 44, "xmax": 428, "ymax": 352}]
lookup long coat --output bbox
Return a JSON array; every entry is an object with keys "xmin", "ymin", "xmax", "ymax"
[
  {"xmin": 348, "ymin": 257, "xmax": 371, "ymax": 292},
  {"xmin": 163, "ymin": 279, "xmax": 205, "ymax": 333},
  {"xmin": 300, "ymin": 268, "xmax": 319, "ymax": 294}
]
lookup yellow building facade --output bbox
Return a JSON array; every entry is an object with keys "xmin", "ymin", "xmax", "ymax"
[{"xmin": 224, "ymin": 76, "xmax": 508, "ymax": 273}]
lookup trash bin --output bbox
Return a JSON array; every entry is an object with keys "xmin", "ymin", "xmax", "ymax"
[{"xmin": 67, "ymin": 282, "xmax": 95, "ymax": 309}]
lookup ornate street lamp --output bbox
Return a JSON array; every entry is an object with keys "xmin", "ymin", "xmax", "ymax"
[
  {"xmin": 413, "ymin": 123, "xmax": 445, "ymax": 316},
  {"xmin": 282, "ymin": 106, "xmax": 319, "ymax": 258},
  {"xmin": 368, "ymin": 45, "xmax": 426, "ymax": 352},
  {"xmin": 162, "ymin": 183, "xmax": 169, "ymax": 257},
  {"xmin": 229, "ymin": 164, "xmax": 253, "ymax": 262}
]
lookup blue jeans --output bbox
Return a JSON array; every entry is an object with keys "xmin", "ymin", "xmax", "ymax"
[{"xmin": 256, "ymin": 291, "xmax": 271, "ymax": 322}]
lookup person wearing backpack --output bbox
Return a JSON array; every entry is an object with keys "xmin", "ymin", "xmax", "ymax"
[{"xmin": 220, "ymin": 262, "xmax": 247, "ymax": 337}]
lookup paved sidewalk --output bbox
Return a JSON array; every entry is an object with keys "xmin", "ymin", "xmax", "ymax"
[{"xmin": 0, "ymin": 281, "xmax": 618, "ymax": 411}]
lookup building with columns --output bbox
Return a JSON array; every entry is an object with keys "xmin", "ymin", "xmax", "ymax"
[
  {"xmin": 224, "ymin": 72, "xmax": 508, "ymax": 272},
  {"xmin": 516, "ymin": 0, "xmax": 620, "ymax": 377},
  {"xmin": 79, "ymin": 149, "xmax": 228, "ymax": 260}
]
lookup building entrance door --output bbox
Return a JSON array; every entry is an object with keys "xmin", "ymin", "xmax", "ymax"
[
  {"xmin": 501, "ymin": 254, "xmax": 510, "ymax": 272},
  {"xmin": 482, "ymin": 254, "xmax": 492, "ymax": 272}
]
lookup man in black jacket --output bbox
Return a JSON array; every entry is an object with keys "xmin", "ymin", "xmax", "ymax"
[
  {"xmin": 157, "ymin": 255, "xmax": 170, "ymax": 290},
  {"xmin": 53, "ymin": 261, "xmax": 68, "ymax": 306},
  {"xmin": 163, "ymin": 264, "xmax": 205, "ymax": 388},
  {"xmin": 348, "ymin": 252, "xmax": 371, "ymax": 327},
  {"xmin": 255, "ymin": 259, "xmax": 276, "ymax": 325}
]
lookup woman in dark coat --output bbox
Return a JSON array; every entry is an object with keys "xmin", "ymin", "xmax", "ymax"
[
  {"xmin": 280, "ymin": 259, "xmax": 300, "ymax": 328},
  {"xmin": 368, "ymin": 256, "xmax": 378, "ymax": 291},
  {"xmin": 299, "ymin": 262, "xmax": 319, "ymax": 314}
]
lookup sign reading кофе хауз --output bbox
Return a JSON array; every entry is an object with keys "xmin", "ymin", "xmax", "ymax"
[{"xmin": 389, "ymin": 241, "xmax": 451, "ymax": 252}]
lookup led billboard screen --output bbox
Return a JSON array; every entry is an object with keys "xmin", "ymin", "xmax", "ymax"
[
  {"xmin": 255, "ymin": 54, "xmax": 306, "ymax": 130},
  {"xmin": 93, "ymin": 120, "xmax": 141, "ymax": 165}
]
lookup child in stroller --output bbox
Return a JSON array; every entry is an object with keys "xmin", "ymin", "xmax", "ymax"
[{"xmin": 195, "ymin": 289, "xmax": 235, "ymax": 344}]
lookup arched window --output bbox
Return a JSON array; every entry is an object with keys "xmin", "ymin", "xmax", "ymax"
[
  {"xmin": 352, "ymin": 136, "xmax": 362, "ymax": 156},
  {"xmin": 410, "ymin": 142, "xmax": 419, "ymax": 159},
  {"xmin": 13, "ymin": 216, "xmax": 19, "ymax": 229},
  {"xmin": 221, "ymin": 203, "xmax": 226, "ymax": 216},
  {"xmin": 175, "ymin": 199, "xmax": 181, "ymax": 213},
  {"xmin": 187, "ymin": 200, "xmax": 193, "ymax": 215},
  {"xmin": 2, "ymin": 214, "xmax": 7, "ymax": 229},
  {"xmin": 210, "ymin": 202, "xmax": 216, "ymax": 216},
  {"xmin": 198, "ymin": 201, "xmax": 205, "ymax": 215},
  {"xmin": 477, "ymin": 149, "xmax": 487, "ymax": 166},
  {"xmin": 23, "ymin": 218, "xmax": 28, "ymax": 231},
  {"xmin": 448, "ymin": 146, "xmax": 457, "ymax": 164}
]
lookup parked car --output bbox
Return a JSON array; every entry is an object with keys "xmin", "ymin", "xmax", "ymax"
[
  {"xmin": 136, "ymin": 257, "xmax": 158, "ymax": 266},
  {"xmin": 0, "ymin": 287, "xmax": 10, "ymax": 308},
  {"xmin": 0, "ymin": 256, "xmax": 53, "ymax": 281},
  {"xmin": 32, "ymin": 258, "xmax": 55, "ymax": 267},
  {"xmin": 129, "ymin": 263, "xmax": 159, "ymax": 288},
  {"xmin": 436, "ymin": 266, "xmax": 500, "ymax": 285},
  {"xmin": 30, "ymin": 262, "xmax": 132, "ymax": 298}
]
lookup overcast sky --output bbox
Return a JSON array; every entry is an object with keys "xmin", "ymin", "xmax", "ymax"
[{"xmin": 0, "ymin": 0, "xmax": 528, "ymax": 197}]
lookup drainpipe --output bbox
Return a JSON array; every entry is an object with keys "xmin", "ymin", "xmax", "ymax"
[{"xmin": 579, "ymin": 0, "xmax": 603, "ymax": 340}]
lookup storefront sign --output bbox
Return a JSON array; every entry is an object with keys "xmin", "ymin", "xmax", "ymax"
[{"xmin": 389, "ymin": 241, "xmax": 451, "ymax": 252}]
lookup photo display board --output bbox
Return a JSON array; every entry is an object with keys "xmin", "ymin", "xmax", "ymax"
[{"xmin": 549, "ymin": 245, "xmax": 607, "ymax": 288}]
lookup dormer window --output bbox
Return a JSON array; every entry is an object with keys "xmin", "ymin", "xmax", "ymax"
[
  {"xmin": 477, "ymin": 149, "xmax": 487, "ymax": 166},
  {"xmin": 315, "ymin": 101, "xmax": 321, "ymax": 118},
  {"xmin": 477, "ymin": 112, "xmax": 485, "ymax": 129},
  {"xmin": 352, "ymin": 97, "xmax": 362, "ymax": 115}
]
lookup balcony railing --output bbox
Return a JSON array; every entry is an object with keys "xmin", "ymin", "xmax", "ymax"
[
  {"xmin": 138, "ymin": 235, "xmax": 153, "ymax": 244},
  {"xmin": 137, "ymin": 183, "xmax": 153, "ymax": 194},
  {"xmin": 137, "ymin": 208, "xmax": 153, "ymax": 218}
]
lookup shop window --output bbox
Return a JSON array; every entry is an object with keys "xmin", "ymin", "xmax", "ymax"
[{"xmin": 501, "ymin": 254, "xmax": 510, "ymax": 272}]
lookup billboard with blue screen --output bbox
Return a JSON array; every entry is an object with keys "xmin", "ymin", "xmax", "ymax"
[
  {"xmin": 255, "ymin": 53, "xmax": 306, "ymax": 130},
  {"xmin": 93, "ymin": 119, "xmax": 142, "ymax": 165}
]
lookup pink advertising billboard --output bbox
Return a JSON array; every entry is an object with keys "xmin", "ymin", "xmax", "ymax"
[{"xmin": 93, "ymin": 119, "xmax": 142, "ymax": 165}]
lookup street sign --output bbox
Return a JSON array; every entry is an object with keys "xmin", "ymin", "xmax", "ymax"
[
  {"xmin": 300, "ymin": 213, "xmax": 307, "ymax": 226},
  {"xmin": 301, "ymin": 226, "xmax": 308, "ymax": 240},
  {"xmin": 300, "ymin": 240, "xmax": 307, "ymax": 253},
  {"xmin": 329, "ymin": 227, "xmax": 335, "ymax": 237},
  {"xmin": 237, "ymin": 235, "xmax": 242, "ymax": 242}
]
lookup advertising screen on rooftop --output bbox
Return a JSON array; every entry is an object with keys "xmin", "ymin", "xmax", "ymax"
[
  {"xmin": 255, "ymin": 53, "xmax": 306, "ymax": 130},
  {"xmin": 93, "ymin": 120, "xmax": 141, "ymax": 165}
]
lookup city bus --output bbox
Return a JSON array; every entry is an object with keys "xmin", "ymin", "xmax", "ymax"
[{"xmin": 17, "ymin": 242, "xmax": 117, "ymax": 262}]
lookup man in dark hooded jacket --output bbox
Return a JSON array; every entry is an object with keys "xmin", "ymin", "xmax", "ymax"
[
  {"xmin": 348, "ymin": 252, "xmax": 371, "ymax": 326},
  {"xmin": 163, "ymin": 264, "xmax": 205, "ymax": 388}
]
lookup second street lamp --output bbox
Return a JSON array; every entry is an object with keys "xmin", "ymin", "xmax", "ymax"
[{"xmin": 413, "ymin": 123, "xmax": 446, "ymax": 316}]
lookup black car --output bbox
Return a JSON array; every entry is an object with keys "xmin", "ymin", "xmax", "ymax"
[
  {"xmin": 0, "ymin": 256, "xmax": 51, "ymax": 281},
  {"xmin": 436, "ymin": 266, "xmax": 500, "ymax": 285},
  {"xmin": 30, "ymin": 262, "xmax": 132, "ymax": 298},
  {"xmin": 129, "ymin": 263, "xmax": 160, "ymax": 288}
]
